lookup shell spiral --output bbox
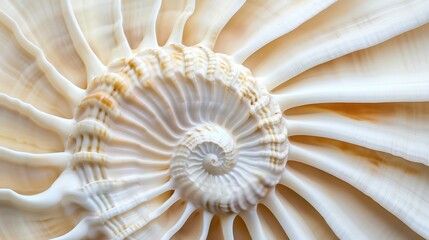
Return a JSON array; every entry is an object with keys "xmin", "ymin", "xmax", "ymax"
[
  {"xmin": 1, "ymin": 0, "xmax": 429, "ymax": 239},
  {"xmin": 72, "ymin": 44, "xmax": 288, "ymax": 233}
]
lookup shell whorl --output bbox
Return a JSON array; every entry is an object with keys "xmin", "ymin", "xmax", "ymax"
[{"xmin": 71, "ymin": 44, "xmax": 288, "ymax": 222}]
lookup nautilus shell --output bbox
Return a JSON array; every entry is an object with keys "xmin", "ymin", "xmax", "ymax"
[{"xmin": 0, "ymin": 0, "xmax": 428, "ymax": 239}]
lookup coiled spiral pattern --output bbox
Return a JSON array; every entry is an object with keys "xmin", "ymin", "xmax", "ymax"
[{"xmin": 71, "ymin": 44, "xmax": 288, "ymax": 236}]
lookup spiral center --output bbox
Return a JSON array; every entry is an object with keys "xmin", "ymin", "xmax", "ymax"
[
  {"xmin": 74, "ymin": 44, "xmax": 288, "ymax": 217},
  {"xmin": 204, "ymin": 154, "xmax": 218, "ymax": 165},
  {"xmin": 99, "ymin": 44, "xmax": 289, "ymax": 214},
  {"xmin": 172, "ymin": 125, "xmax": 237, "ymax": 176},
  {"xmin": 203, "ymin": 153, "xmax": 223, "ymax": 173}
]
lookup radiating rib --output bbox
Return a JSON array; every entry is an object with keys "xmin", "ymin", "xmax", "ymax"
[
  {"xmin": 0, "ymin": 11, "xmax": 85, "ymax": 117},
  {"xmin": 0, "ymin": 95, "xmax": 74, "ymax": 154},
  {"xmin": 116, "ymin": 110, "xmax": 178, "ymax": 147},
  {"xmin": 274, "ymin": 185, "xmax": 337, "ymax": 239},
  {"xmin": 0, "ymin": 0, "xmax": 96, "ymax": 88},
  {"xmin": 125, "ymin": 82, "xmax": 186, "ymax": 139},
  {"xmin": 274, "ymin": 74, "xmax": 429, "ymax": 110},
  {"xmin": 220, "ymin": 214, "xmax": 236, "ymax": 240},
  {"xmin": 114, "ymin": 191, "xmax": 180, "ymax": 240},
  {"xmin": 0, "ymin": 170, "xmax": 83, "ymax": 211},
  {"xmin": 120, "ymin": 171, "xmax": 169, "ymax": 184},
  {"xmin": 108, "ymin": 131, "xmax": 173, "ymax": 158},
  {"xmin": 61, "ymin": 0, "xmax": 107, "ymax": 79},
  {"xmin": 118, "ymin": 73, "xmax": 193, "ymax": 136},
  {"xmin": 165, "ymin": 0, "xmax": 195, "ymax": 45},
  {"xmin": 281, "ymin": 163, "xmax": 424, "ymax": 239},
  {"xmin": 0, "ymin": 93, "xmax": 74, "ymax": 142},
  {"xmin": 0, "ymin": 92, "xmax": 74, "ymax": 191},
  {"xmin": 216, "ymin": 0, "xmax": 336, "ymax": 63},
  {"xmin": 272, "ymin": 22, "xmax": 429, "ymax": 106},
  {"xmin": 160, "ymin": 203, "xmax": 197, "ymax": 240},
  {"xmin": 0, "ymin": 147, "xmax": 69, "ymax": 168},
  {"xmin": 82, "ymin": 172, "xmax": 170, "ymax": 197},
  {"xmin": 183, "ymin": 0, "xmax": 245, "ymax": 48},
  {"xmin": 246, "ymin": 0, "xmax": 429, "ymax": 90},
  {"xmin": 289, "ymin": 138, "xmax": 429, "ymax": 238},
  {"xmin": 286, "ymin": 110, "xmax": 429, "ymax": 166},
  {"xmin": 121, "ymin": 0, "xmax": 161, "ymax": 50},
  {"xmin": 198, "ymin": 211, "xmax": 214, "ymax": 240},
  {"xmin": 72, "ymin": 152, "xmax": 169, "ymax": 169},
  {"xmin": 240, "ymin": 207, "xmax": 266, "ymax": 239},
  {"xmin": 99, "ymin": 181, "xmax": 172, "ymax": 223},
  {"xmin": 51, "ymin": 217, "xmax": 102, "ymax": 240},
  {"xmin": 263, "ymin": 190, "xmax": 315, "ymax": 239},
  {"xmin": 70, "ymin": 0, "xmax": 132, "ymax": 65},
  {"xmin": 81, "ymin": 178, "xmax": 135, "ymax": 197}
]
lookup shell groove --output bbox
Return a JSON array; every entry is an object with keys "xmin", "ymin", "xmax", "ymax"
[
  {"xmin": 73, "ymin": 45, "xmax": 288, "ymax": 222},
  {"xmin": 0, "ymin": 0, "xmax": 428, "ymax": 239}
]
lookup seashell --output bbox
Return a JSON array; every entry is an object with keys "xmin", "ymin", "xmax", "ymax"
[{"xmin": 0, "ymin": 0, "xmax": 428, "ymax": 239}]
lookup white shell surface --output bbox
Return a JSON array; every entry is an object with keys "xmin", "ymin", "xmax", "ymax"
[{"xmin": 0, "ymin": 0, "xmax": 428, "ymax": 239}]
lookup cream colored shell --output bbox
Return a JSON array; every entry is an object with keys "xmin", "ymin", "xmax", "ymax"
[{"xmin": 0, "ymin": 0, "xmax": 428, "ymax": 239}]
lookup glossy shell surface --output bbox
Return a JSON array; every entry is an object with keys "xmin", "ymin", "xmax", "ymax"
[{"xmin": 0, "ymin": 0, "xmax": 428, "ymax": 239}]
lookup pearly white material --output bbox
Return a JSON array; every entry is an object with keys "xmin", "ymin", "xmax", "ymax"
[
  {"xmin": 0, "ymin": 0, "xmax": 428, "ymax": 239},
  {"xmin": 217, "ymin": 0, "xmax": 336, "ymax": 63},
  {"xmin": 248, "ymin": 0, "xmax": 429, "ymax": 90}
]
